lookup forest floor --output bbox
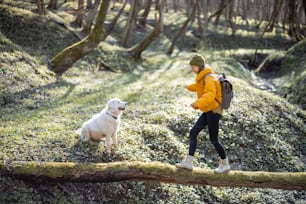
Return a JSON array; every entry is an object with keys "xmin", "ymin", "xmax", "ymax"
[{"xmin": 0, "ymin": 2, "xmax": 306, "ymax": 203}]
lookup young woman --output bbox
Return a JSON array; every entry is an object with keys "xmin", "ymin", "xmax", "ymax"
[{"xmin": 176, "ymin": 54, "xmax": 230, "ymax": 173}]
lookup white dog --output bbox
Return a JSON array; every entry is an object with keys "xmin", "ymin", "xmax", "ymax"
[{"xmin": 77, "ymin": 98, "xmax": 127, "ymax": 156}]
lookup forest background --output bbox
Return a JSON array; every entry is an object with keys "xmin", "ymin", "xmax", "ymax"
[{"xmin": 0, "ymin": 0, "xmax": 306, "ymax": 203}]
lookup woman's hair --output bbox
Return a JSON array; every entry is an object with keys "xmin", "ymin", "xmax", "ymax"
[{"xmin": 198, "ymin": 65, "xmax": 205, "ymax": 73}]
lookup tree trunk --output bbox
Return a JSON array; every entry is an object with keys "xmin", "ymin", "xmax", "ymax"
[
  {"xmin": 82, "ymin": 0, "xmax": 100, "ymax": 34},
  {"xmin": 48, "ymin": 0, "xmax": 58, "ymax": 10},
  {"xmin": 288, "ymin": 0, "xmax": 302, "ymax": 40},
  {"xmin": 104, "ymin": 0, "xmax": 128, "ymax": 38},
  {"xmin": 75, "ymin": 0, "xmax": 85, "ymax": 28},
  {"xmin": 209, "ymin": 0, "xmax": 226, "ymax": 25},
  {"xmin": 1, "ymin": 161, "xmax": 305, "ymax": 191},
  {"xmin": 139, "ymin": 0, "xmax": 152, "ymax": 27},
  {"xmin": 196, "ymin": 0, "xmax": 203, "ymax": 41},
  {"xmin": 87, "ymin": 0, "xmax": 92, "ymax": 9},
  {"xmin": 121, "ymin": 0, "xmax": 141, "ymax": 47},
  {"xmin": 303, "ymin": 0, "xmax": 306, "ymax": 18},
  {"xmin": 49, "ymin": 0, "xmax": 111, "ymax": 75},
  {"xmin": 129, "ymin": 0, "xmax": 164, "ymax": 59},
  {"xmin": 266, "ymin": 0, "xmax": 283, "ymax": 32},
  {"xmin": 167, "ymin": 1, "xmax": 196, "ymax": 55},
  {"xmin": 37, "ymin": 0, "xmax": 46, "ymax": 15},
  {"xmin": 255, "ymin": 39, "xmax": 306, "ymax": 75}
]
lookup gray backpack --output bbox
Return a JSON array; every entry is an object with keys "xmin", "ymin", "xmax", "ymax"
[{"xmin": 203, "ymin": 73, "xmax": 233, "ymax": 109}]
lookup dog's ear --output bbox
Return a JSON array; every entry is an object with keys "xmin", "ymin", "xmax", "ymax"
[{"xmin": 107, "ymin": 99, "xmax": 116, "ymax": 110}]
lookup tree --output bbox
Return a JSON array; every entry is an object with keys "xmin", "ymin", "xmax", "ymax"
[
  {"xmin": 37, "ymin": 0, "xmax": 46, "ymax": 15},
  {"xmin": 1, "ymin": 161, "xmax": 305, "ymax": 191},
  {"xmin": 48, "ymin": 0, "xmax": 58, "ymax": 10},
  {"xmin": 304, "ymin": 0, "xmax": 306, "ymax": 18},
  {"xmin": 75, "ymin": 0, "xmax": 85, "ymax": 27},
  {"xmin": 139, "ymin": 0, "xmax": 153, "ymax": 28},
  {"xmin": 121, "ymin": 0, "xmax": 141, "ymax": 47},
  {"xmin": 288, "ymin": 0, "xmax": 303, "ymax": 40},
  {"xmin": 49, "ymin": 0, "xmax": 111, "ymax": 75},
  {"xmin": 129, "ymin": 0, "xmax": 164, "ymax": 59},
  {"xmin": 266, "ymin": 0, "xmax": 283, "ymax": 32},
  {"xmin": 167, "ymin": 0, "xmax": 196, "ymax": 55},
  {"xmin": 104, "ymin": 0, "xmax": 128, "ymax": 38},
  {"xmin": 82, "ymin": 0, "xmax": 100, "ymax": 34}
]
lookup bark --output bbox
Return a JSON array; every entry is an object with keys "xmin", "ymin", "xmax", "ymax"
[
  {"xmin": 226, "ymin": 0, "xmax": 235, "ymax": 36},
  {"xmin": 49, "ymin": 0, "xmax": 111, "ymax": 75},
  {"xmin": 167, "ymin": 1, "xmax": 196, "ymax": 55},
  {"xmin": 87, "ymin": 0, "xmax": 92, "ymax": 9},
  {"xmin": 196, "ymin": 0, "xmax": 203, "ymax": 41},
  {"xmin": 37, "ymin": 0, "xmax": 46, "ymax": 15},
  {"xmin": 121, "ymin": 0, "xmax": 141, "ymax": 47},
  {"xmin": 288, "ymin": 0, "xmax": 302, "ymax": 40},
  {"xmin": 0, "ymin": 161, "xmax": 305, "ymax": 191},
  {"xmin": 139, "ymin": 0, "xmax": 152, "ymax": 27},
  {"xmin": 129, "ymin": 0, "xmax": 164, "ymax": 59},
  {"xmin": 82, "ymin": 0, "xmax": 100, "ymax": 34},
  {"xmin": 104, "ymin": 0, "xmax": 128, "ymax": 38},
  {"xmin": 255, "ymin": 39, "xmax": 306, "ymax": 74},
  {"xmin": 304, "ymin": 0, "xmax": 306, "ymax": 18},
  {"xmin": 48, "ymin": 0, "xmax": 58, "ymax": 10},
  {"xmin": 75, "ymin": 0, "xmax": 85, "ymax": 28},
  {"xmin": 266, "ymin": 0, "xmax": 283, "ymax": 32},
  {"xmin": 208, "ymin": 0, "xmax": 226, "ymax": 25}
]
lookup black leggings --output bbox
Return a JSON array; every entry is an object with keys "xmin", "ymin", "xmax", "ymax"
[{"xmin": 188, "ymin": 111, "xmax": 226, "ymax": 159}]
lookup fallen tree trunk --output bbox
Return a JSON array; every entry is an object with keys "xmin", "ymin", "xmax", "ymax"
[{"xmin": 1, "ymin": 161, "xmax": 305, "ymax": 191}]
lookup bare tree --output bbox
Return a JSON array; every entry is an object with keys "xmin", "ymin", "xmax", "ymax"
[
  {"xmin": 139, "ymin": 0, "xmax": 153, "ymax": 27},
  {"xmin": 288, "ymin": 0, "xmax": 303, "ymax": 40},
  {"xmin": 303, "ymin": 0, "xmax": 306, "ymax": 18},
  {"xmin": 37, "ymin": 0, "xmax": 46, "ymax": 15},
  {"xmin": 129, "ymin": 0, "xmax": 165, "ymax": 59},
  {"xmin": 82, "ymin": 0, "xmax": 100, "ymax": 34},
  {"xmin": 266, "ymin": 0, "xmax": 283, "ymax": 32},
  {"xmin": 167, "ymin": 1, "xmax": 196, "ymax": 55},
  {"xmin": 209, "ymin": 0, "xmax": 226, "ymax": 25},
  {"xmin": 75, "ymin": 0, "xmax": 85, "ymax": 27},
  {"xmin": 49, "ymin": 0, "xmax": 111, "ymax": 75},
  {"xmin": 121, "ymin": 0, "xmax": 141, "ymax": 47},
  {"xmin": 104, "ymin": 0, "xmax": 128, "ymax": 39},
  {"xmin": 48, "ymin": 0, "xmax": 58, "ymax": 10}
]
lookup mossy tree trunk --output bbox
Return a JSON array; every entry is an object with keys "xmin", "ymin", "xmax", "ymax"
[
  {"xmin": 1, "ymin": 161, "xmax": 305, "ymax": 191},
  {"xmin": 254, "ymin": 39, "xmax": 306, "ymax": 74},
  {"xmin": 49, "ymin": 0, "xmax": 111, "ymax": 75}
]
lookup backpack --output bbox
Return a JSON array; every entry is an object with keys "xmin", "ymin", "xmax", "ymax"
[{"xmin": 203, "ymin": 73, "xmax": 233, "ymax": 109}]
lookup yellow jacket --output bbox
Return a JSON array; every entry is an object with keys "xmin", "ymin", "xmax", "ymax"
[{"xmin": 187, "ymin": 67, "xmax": 222, "ymax": 114}]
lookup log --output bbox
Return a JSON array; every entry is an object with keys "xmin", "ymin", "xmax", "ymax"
[{"xmin": 0, "ymin": 161, "xmax": 305, "ymax": 191}]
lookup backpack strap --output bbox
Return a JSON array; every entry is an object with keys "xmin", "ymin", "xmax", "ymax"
[
  {"xmin": 202, "ymin": 73, "xmax": 221, "ymax": 105},
  {"xmin": 202, "ymin": 73, "xmax": 213, "ymax": 86}
]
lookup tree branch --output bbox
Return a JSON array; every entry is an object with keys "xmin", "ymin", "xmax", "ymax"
[{"xmin": 1, "ymin": 161, "xmax": 305, "ymax": 191}]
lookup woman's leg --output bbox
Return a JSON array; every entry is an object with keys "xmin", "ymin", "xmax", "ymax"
[
  {"xmin": 188, "ymin": 113, "xmax": 207, "ymax": 156},
  {"xmin": 207, "ymin": 112, "xmax": 226, "ymax": 159}
]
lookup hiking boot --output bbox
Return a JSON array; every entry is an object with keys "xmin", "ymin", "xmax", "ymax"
[
  {"xmin": 176, "ymin": 155, "xmax": 194, "ymax": 170},
  {"xmin": 214, "ymin": 158, "xmax": 230, "ymax": 173}
]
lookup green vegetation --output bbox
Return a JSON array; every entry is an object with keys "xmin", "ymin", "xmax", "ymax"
[{"xmin": 0, "ymin": 3, "xmax": 305, "ymax": 204}]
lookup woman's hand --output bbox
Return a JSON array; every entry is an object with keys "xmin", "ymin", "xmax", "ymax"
[{"xmin": 191, "ymin": 102, "xmax": 198, "ymax": 109}]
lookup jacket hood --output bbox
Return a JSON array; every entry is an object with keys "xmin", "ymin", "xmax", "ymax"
[{"xmin": 195, "ymin": 67, "xmax": 213, "ymax": 83}]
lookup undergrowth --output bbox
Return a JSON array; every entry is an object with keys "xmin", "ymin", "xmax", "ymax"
[{"xmin": 0, "ymin": 3, "xmax": 305, "ymax": 204}]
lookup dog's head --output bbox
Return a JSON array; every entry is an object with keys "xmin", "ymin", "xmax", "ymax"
[{"xmin": 107, "ymin": 98, "xmax": 128, "ymax": 116}]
